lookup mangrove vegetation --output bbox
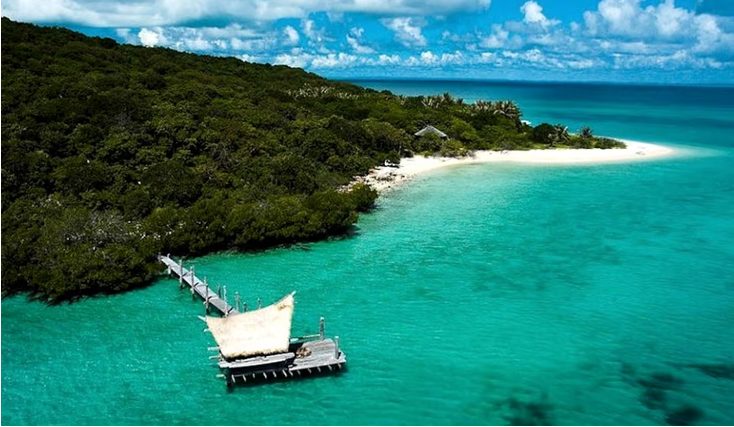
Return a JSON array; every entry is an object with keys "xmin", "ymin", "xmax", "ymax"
[{"xmin": 1, "ymin": 18, "xmax": 624, "ymax": 301}]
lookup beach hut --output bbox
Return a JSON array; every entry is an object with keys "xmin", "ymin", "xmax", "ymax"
[{"xmin": 414, "ymin": 125, "xmax": 448, "ymax": 139}]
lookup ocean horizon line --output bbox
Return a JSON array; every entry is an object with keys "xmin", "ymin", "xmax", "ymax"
[{"xmin": 340, "ymin": 77, "xmax": 734, "ymax": 90}]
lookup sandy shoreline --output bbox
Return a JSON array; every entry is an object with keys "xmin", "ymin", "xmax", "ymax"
[{"xmin": 352, "ymin": 139, "xmax": 675, "ymax": 193}]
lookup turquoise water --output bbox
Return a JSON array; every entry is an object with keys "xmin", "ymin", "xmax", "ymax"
[{"xmin": 3, "ymin": 81, "xmax": 734, "ymax": 425}]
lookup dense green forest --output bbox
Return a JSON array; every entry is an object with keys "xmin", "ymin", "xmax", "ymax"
[{"xmin": 1, "ymin": 18, "xmax": 624, "ymax": 301}]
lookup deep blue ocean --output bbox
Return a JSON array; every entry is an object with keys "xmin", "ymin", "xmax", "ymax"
[{"xmin": 3, "ymin": 80, "xmax": 733, "ymax": 425}]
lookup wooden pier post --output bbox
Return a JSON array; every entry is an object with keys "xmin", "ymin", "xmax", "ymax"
[
  {"xmin": 223, "ymin": 285, "xmax": 228, "ymax": 317},
  {"xmin": 190, "ymin": 266, "xmax": 196, "ymax": 297},
  {"xmin": 335, "ymin": 335, "xmax": 340, "ymax": 358},
  {"xmin": 179, "ymin": 258, "xmax": 184, "ymax": 288},
  {"xmin": 216, "ymin": 284, "xmax": 221, "ymax": 299},
  {"xmin": 205, "ymin": 285, "xmax": 210, "ymax": 314},
  {"xmin": 319, "ymin": 317, "xmax": 325, "ymax": 340},
  {"xmin": 235, "ymin": 292, "xmax": 240, "ymax": 312}
]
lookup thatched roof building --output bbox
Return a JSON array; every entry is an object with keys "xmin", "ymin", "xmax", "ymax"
[{"xmin": 414, "ymin": 125, "xmax": 448, "ymax": 139}]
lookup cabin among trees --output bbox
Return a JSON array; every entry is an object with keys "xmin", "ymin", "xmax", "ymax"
[
  {"xmin": 413, "ymin": 125, "xmax": 453, "ymax": 155},
  {"xmin": 414, "ymin": 125, "xmax": 449, "ymax": 139}
]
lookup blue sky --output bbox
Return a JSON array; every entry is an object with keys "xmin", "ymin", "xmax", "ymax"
[{"xmin": 3, "ymin": 0, "xmax": 734, "ymax": 84}]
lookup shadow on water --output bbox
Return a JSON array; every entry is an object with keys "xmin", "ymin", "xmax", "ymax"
[
  {"xmin": 498, "ymin": 394, "xmax": 554, "ymax": 426},
  {"xmin": 472, "ymin": 389, "xmax": 556, "ymax": 426},
  {"xmin": 637, "ymin": 372, "xmax": 682, "ymax": 411},
  {"xmin": 665, "ymin": 405, "xmax": 705, "ymax": 426},
  {"xmin": 678, "ymin": 363, "xmax": 734, "ymax": 381},
  {"xmin": 621, "ymin": 362, "xmax": 711, "ymax": 425}
]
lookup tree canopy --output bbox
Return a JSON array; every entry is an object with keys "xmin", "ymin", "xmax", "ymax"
[{"xmin": 1, "ymin": 18, "xmax": 622, "ymax": 301}]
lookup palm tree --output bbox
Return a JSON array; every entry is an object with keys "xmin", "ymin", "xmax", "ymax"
[
  {"xmin": 579, "ymin": 126, "xmax": 593, "ymax": 139},
  {"xmin": 492, "ymin": 100, "xmax": 521, "ymax": 120},
  {"xmin": 549, "ymin": 124, "xmax": 570, "ymax": 147},
  {"xmin": 441, "ymin": 92, "xmax": 454, "ymax": 105},
  {"xmin": 472, "ymin": 99, "xmax": 493, "ymax": 113}
]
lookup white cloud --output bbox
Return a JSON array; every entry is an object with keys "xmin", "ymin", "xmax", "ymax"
[
  {"xmin": 381, "ymin": 17, "xmax": 427, "ymax": 48},
  {"xmin": 476, "ymin": 52, "xmax": 498, "ymax": 63},
  {"xmin": 134, "ymin": 25, "xmax": 280, "ymax": 53},
  {"xmin": 480, "ymin": 24, "xmax": 523, "ymax": 48},
  {"xmin": 230, "ymin": 36, "xmax": 277, "ymax": 51},
  {"xmin": 581, "ymin": 0, "xmax": 734, "ymax": 55},
  {"xmin": 347, "ymin": 37, "xmax": 374, "ymax": 54},
  {"xmin": 346, "ymin": 27, "xmax": 375, "ymax": 54},
  {"xmin": 377, "ymin": 54, "xmax": 401, "ymax": 64},
  {"xmin": 274, "ymin": 50, "xmax": 312, "ymax": 68},
  {"xmin": 138, "ymin": 28, "xmax": 166, "ymax": 47},
  {"xmin": 478, "ymin": 1, "xmax": 560, "ymax": 50},
  {"xmin": 115, "ymin": 28, "xmax": 137, "ymax": 44},
  {"xmin": 584, "ymin": 0, "xmax": 692, "ymax": 39},
  {"xmin": 238, "ymin": 54, "xmax": 260, "ymax": 62},
  {"xmin": 420, "ymin": 50, "xmax": 439, "ymax": 64},
  {"xmin": 611, "ymin": 49, "xmax": 723, "ymax": 69},
  {"xmin": 301, "ymin": 19, "xmax": 318, "ymax": 41},
  {"xmin": 311, "ymin": 52, "xmax": 360, "ymax": 68},
  {"xmin": 440, "ymin": 51, "xmax": 466, "ymax": 64},
  {"xmin": 521, "ymin": 1, "xmax": 558, "ymax": 27},
  {"xmin": 271, "ymin": 50, "xmax": 364, "ymax": 69},
  {"xmin": 283, "ymin": 26, "xmax": 300, "ymax": 45}
]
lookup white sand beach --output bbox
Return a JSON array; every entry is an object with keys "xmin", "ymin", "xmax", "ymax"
[{"xmin": 352, "ymin": 139, "xmax": 675, "ymax": 192}]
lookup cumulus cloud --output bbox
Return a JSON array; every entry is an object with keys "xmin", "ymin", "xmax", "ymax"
[
  {"xmin": 585, "ymin": 0, "xmax": 693, "ymax": 39},
  {"xmin": 238, "ymin": 53, "xmax": 260, "ymax": 62},
  {"xmin": 138, "ymin": 28, "xmax": 166, "ymax": 47},
  {"xmin": 381, "ymin": 17, "xmax": 427, "ymax": 48},
  {"xmin": 478, "ymin": 1, "xmax": 560, "ymax": 49},
  {"xmin": 311, "ymin": 52, "xmax": 360, "ymax": 68},
  {"xmin": 272, "ymin": 49, "xmax": 366, "ymax": 69},
  {"xmin": 480, "ymin": 24, "xmax": 523, "ymax": 49},
  {"xmin": 346, "ymin": 27, "xmax": 375, "ymax": 54},
  {"xmin": 131, "ymin": 25, "xmax": 279, "ymax": 52},
  {"xmin": 377, "ymin": 54, "xmax": 401, "ymax": 64},
  {"xmin": 283, "ymin": 26, "xmax": 300, "ymax": 45},
  {"xmin": 521, "ymin": 1, "xmax": 558, "ymax": 27},
  {"xmin": 581, "ymin": 0, "xmax": 734, "ymax": 56}
]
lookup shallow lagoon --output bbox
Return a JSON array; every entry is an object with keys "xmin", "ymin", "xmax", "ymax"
[{"xmin": 3, "ymin": 81, "xmax": 734, "ymax": 425}]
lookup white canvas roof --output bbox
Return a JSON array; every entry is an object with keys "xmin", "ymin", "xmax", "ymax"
[
  {"xmin": 414, "ymin": 125, "xmax": 448, "ymax": 138},
  {"xmin": 206, "ymin": 293, "xmax": 295, "ymax": 359}
]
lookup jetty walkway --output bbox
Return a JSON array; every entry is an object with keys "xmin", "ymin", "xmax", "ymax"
[{"xmin": 158, "ymin": 254, "xmax": 239, "ymax": 316}]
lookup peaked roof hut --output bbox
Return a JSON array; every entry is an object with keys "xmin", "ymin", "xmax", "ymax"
[{"xmin": 414, "ymin": 125, "xmax": 448, "ymax": 139}]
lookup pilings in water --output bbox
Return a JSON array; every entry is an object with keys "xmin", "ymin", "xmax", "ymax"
[
  {"xmin": 158, "ymin": 254, "xmax": 274, "ymax": 318},
  {"xmin": 158, "ymin": 254, "xmax": 237, "ymax": 316}
]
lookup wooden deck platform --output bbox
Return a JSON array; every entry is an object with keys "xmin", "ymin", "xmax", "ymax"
[{"xmin": 218, "ymin": 338, "xmax": 347, "ymax": 385}]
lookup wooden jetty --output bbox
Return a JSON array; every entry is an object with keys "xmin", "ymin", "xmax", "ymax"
[
  {"xmin": 159, "ymin": 255, "xmax": 238, "ymax": 316},
  {"xmin": 158, "ymin": 254, "xmax": 347, "ymax": 386}
]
